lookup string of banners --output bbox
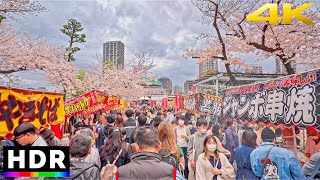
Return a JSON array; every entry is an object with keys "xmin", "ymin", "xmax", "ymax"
[{"xmin": 222, "ymin": 69, "xmax": 320, "ymax": 131}]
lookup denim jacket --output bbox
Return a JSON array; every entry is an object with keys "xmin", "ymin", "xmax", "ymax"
[
  {"xmin": 236, "ymin": 145, "xmax": 259, "ymax": 180},
  {"xmin": 250, "ymin": 142, "xmax": 303, "ymax": 180}
]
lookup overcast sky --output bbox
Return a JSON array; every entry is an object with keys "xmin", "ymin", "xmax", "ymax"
[{"xmin": 11, "ymin": 0, "xmax": 309, "ymax": 89}]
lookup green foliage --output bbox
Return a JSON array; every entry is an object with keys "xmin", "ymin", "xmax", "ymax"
[
  {"xmin": 72, "ymin": 69, "xmax": 88, "ymax": 98},
  {"xmin": 60, "ymin": 18, "xmax": 86, "ymax": 62},
  {"xmin": 103, "ymin": 60, "xmax": 115, "ymax": 68},
  {"xmin": 76, "ymin": 69, "xmax": 87, "ymax": 81}
]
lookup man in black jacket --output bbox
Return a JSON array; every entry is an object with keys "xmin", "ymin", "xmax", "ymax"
[
  {"xmin": 69, "ymin": 135, "xmax": 100, "ymax": 180},
  {"xmin": 123, "ymin": 110, "xmax": 137, "ymax": 144},
  {"xmin": 115, "ymin": 126, "xmax": 183, "ymax": 180},
  {"xmin": 129, "ymin": 115, "xmax": 147, "ymax": 143}
]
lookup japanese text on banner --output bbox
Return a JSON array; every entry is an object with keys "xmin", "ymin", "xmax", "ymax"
[{"xmin": 0, "ymin": 88, "xmax": 65, "ymax": 138}]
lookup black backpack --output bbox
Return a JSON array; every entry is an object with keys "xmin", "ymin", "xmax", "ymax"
[{"xmin": 159, "ymin": 150, "xmax": 179, "ymax": 169}]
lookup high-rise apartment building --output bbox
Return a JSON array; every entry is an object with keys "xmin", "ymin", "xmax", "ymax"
[
  {"xmin": 158, "ymin": 77, "xmax": 172, "ymax": 94},
  {"xmin": 184, "ymin": 80, "xmax": 194, "ymax": 94},
  {"xmin": 199, "ymin": 58, "xmax": 218, "ymax": 76},
  {"xmin": 103, "ymin": 41, "xmax": 124, "ymax": 69}
]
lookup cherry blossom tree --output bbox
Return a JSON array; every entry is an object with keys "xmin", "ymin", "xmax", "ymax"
[
  {"xmin": 0, "ymin": 0, "xmax": 45, "ymax": 24},
  {"xmin": 128, "ymin": 52, "xmax": 155, "ymax": 74},
  {"xmin": 188, "ymin": 0, "xmax": 320, "ymax": 82},
  {"xmin": 0, "ymin": 24, "xmax": 82, "ymax": 93},
  {"xmin": 78, "ymin": 53, "xmax": 150, "ymax": 100}
]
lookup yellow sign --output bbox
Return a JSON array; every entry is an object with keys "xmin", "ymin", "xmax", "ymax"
[
  {"xmin": 247, "ymin": 3, "xmax": 315, "ymax": 25},
  {"xmin": 0, "ymin": 88, "xmax": 65, "ymax": 138}
]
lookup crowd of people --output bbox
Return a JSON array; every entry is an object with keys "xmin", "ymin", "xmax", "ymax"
[{"xmin": 1, "ymin": 107, "xmax": 320, "ymax": 180}]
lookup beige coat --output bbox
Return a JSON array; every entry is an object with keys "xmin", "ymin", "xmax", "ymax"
[{"xmin": 196, "ymin": 152, "xmax": 234, "ymax": 180}]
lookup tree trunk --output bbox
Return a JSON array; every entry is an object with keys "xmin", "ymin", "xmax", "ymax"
[
  {"xmin": 225, "ymin": 64, "xmax": 237, "ymax": 85},
  {"xmin": 0, "ymin": 15, "xmax": 4, "ymax": 24},
  {"xmin": 283, "ymin": 61, "xmax": 295, "ymax": 75}
]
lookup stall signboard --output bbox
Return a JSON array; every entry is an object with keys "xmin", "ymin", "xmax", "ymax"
[
  {"xmin": 198, "ymin": 94, "xmax": 222, "ymax": 116},
  {"xmin": 0, "ymin": 87, "xmax": 65, "ymax": 139},
  {"xmin": 183, "ymin": 95, "xmax": 196, "ymax": 111},
  {"xmin": 222, "ymin": 69, "xmax": 320, "ymax": 130},
  {"xmin": 64, "ymin": 90, "xmax": 107, "ymax": 118}
]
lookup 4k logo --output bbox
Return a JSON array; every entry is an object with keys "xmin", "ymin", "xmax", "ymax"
[{"xmin": 247, "ymin": 3, "xmax": 315, "ymax": 25}]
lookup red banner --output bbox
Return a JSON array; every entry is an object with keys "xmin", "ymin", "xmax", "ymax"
[
  {"xmin": 162, "ymin": 98, "xmax": 168, "ymax": 109},
  {"xmin": 151, "ymin": 101, "xmax": 156, "ymax": 108},
  {"xmin": 64, "ymin": 90, "xmax": 108, "ymax": 118},
  {"xmin": 175, "ymin": 95, "xmax": 182, "ymax": 111}
]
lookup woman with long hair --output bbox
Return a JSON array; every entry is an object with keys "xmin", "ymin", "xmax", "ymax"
[
  {"xmin": 99, "ymin": 126, "xmax": 131, "ymax": 168},
  {"xmin": 235, "ymin": 129, "xmax": 259, "ymax": 180},
  {"xmin": 115, "ymin": 117, "xmax": 124, "ymax": 128},
  {"xmin": 196, "ymin": 135, "xmax": 234, "ymax": 180},
  {"xmin": 212, "ymin": 124, "xmax": 223, "ymax": 142},
  {"xmin": 158, "ymin": 122, "xmax": 185, "ymax": 169}
]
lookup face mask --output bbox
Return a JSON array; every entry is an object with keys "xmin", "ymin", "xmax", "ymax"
[
  {"xmin": 178, "ymin": 120, "xmax": 184, "ymax": 125},
  {"xmin": 207, "ymin": 144, "xmax": 217, "ymax": 152}
]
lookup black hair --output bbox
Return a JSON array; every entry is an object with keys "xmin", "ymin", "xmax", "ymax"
[
  {"xmin": 212, "ymin": 124, "xmax": 221, "ymax": 137},
  {"xmin": 135, "ymin": 111, "xmax": 141, "ymax": 117},
  {"xmin": 100, "ymin": 126, "xmax": 124, "ymax": 164},
  {"xmin": 153, "ymin": 115, "xmax": 162, "ymax": 128},
  {"xmin": 134, "ymin": 126, "xmax": 159, "ymax": 149},
  {"xmin": 125, "ymin": 110, "xmax": 134, "ymax": 118},
  {"xmin": 177, "ymin": 115, "xmax": 185, "ymax": 121},
  {"xmin": 70, "ymin": 134, "xmax": 91, "ymax": 158},
  {"xmin": 242, "ymin": 129, "xmax": 257, "ymax": 147},
  {"xmin": 196, "ymin": 118, "xmax": 208, "ymax": 127},
  {"xmin": 156, "ymin": 112, "xmax": 162, "ymax": 116},
  {"xmin": 227, "ymin": 120, "xmax": 233, "ymax": 127},
  {"xmin": 110, "ymin": 110, "xmax": 116, "ymax": 114},
  {"xmin": 138, "ymin": 115, "xmax": 147, "ymax": 126},
  {"xmin": 107, "ymin": 114, "xmax": 116, "ymax": 124}
]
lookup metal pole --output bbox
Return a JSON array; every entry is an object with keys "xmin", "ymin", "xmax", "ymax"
[{"xmin": 216, "ymin": 78, "xmax": 219, "ymax": 96}]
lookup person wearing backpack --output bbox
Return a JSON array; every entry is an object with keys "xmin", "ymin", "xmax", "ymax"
[
  {"xmin": 69, "ymin": 134, "xmax": 100, "ymax": 180},
  {"xmin": 174, "ymin": 115, "xmax": 191, "ymax": 178},
  {"xmin": 123, "ymin": 110, "xmax": 137, "ymax": 144},
  {"xmin": 158, "ymin": 122, "xmax": 185, "ymax": 170},
  {"xmin": 100, "ymin": 127, "xmax": 131, "ymax": 169},
  {"xmin": 96, "ymin": 113, "xmax": 108, "ymax": 150},
  {"xmin": 250, "ymin": 127, "xmax": 303, "ymax": 179},
  {"xmin": 114, "ymin": 126, "xmax": 184, "ymax": 180},
  {"xmin": 187, "ymin": 118, "xmax": 208, "ymax": 180}
]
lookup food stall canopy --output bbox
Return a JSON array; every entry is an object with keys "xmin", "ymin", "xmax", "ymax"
[{"xmin": 64, "ymin": 90, "xmax": 108, "ymax": 118}]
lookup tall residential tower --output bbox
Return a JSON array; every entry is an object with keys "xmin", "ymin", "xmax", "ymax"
[{"xmin": 103, "ymin": 41, "xmax": 124, "ymax": 69}]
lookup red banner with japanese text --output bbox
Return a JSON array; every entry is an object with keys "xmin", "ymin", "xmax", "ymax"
[
  {"xmin": 162, "ymin": 98, "xmax": 168, "ymax": 109},
  {"xmin": 175, "ymin": 95, "xmax": 182, "ymax": 111},
  {"xmin": 64, "ymin": 90, "xmax": 108, "ymax": 118},
  {"xmin": 151, "ymin": 101, "xmax": 156, "ymax": 108},
  {"xmin": 0, "ymin": 87, "xmax": 65, "ymax": 139}
]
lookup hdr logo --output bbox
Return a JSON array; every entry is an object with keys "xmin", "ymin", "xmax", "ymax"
[
  {"xmin": 247, "ymin": 3, "xmax": 315, "ymax": 25},
  {"xmin": 2, "ymin": 147, "xmax": 70, "ymax": 177}
]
